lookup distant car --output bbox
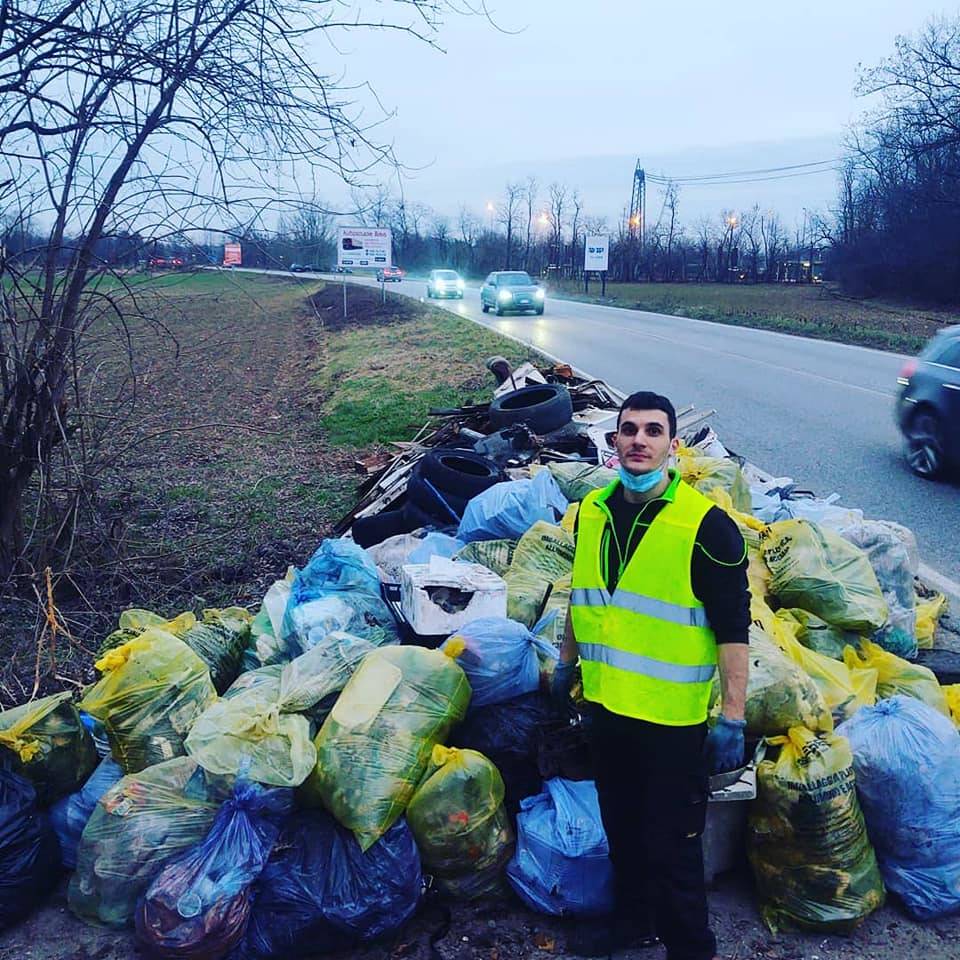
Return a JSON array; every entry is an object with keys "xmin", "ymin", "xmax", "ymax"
[
  {"xmin": 329, "ymin": 265, "xmax": 352, "ymax": 274},
  {"xmin": 896, "ymin": 325, "xmax": 960, "ymax": 479},
  {"xmin": 376, "ymin": 266, "xmax": 404, "ymax": 282},
  {"xmin": 289, "ymin": 263, "xmax": 309, "ymax": 273},
  {"xmin": 426, "ymin": 269, "xmax": 464, "ymax": 299},
  {"xmin": 480, "ymin": 271, "xmax": 545, "ymax": 316}
]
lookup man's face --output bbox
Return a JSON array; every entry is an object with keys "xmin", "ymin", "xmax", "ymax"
[{"xmin": 615, "ymin": 408, "xmax": 678, "ymax": 475}]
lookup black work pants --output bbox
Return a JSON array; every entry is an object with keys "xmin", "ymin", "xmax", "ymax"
[{"xmin": 587, "ymin": 705, "xmax": 716, "ymax": 960}]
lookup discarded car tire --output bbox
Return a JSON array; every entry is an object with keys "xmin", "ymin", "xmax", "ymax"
[
  {"xmin": 406, "ymin": 469, "xmax": 470, "ymax": 521},
  {"xmin": 421, "ymin": 449, "xmax": 503, "ymax": 499},
  {"xmin": 488, "ymin": 384, "xmax": 573, "ymax": 435}
]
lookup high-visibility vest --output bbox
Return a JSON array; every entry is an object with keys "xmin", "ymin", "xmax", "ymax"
[{"xmin": 570, "ymin": 470, "xmax": 718, "ymax": 725}]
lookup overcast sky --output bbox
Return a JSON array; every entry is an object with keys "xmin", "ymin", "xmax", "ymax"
[{"xmin": 316, "ymin": 1, "xmax": 955, "ymax": 227}]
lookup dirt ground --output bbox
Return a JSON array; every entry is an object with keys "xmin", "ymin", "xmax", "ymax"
[{"xmin": 3, "ymin": 863, "xmax": 959, "ymax": 960}]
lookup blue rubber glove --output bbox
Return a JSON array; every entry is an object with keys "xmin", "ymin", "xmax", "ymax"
[
  {"xmin": 705, "ymin": 715, "xmax": 746, "ymax": 774},
  {"xmin": 550, "ymin": 660, "xmax": 576, "ymax": 709}
]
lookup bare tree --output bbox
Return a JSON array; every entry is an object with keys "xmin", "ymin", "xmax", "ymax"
[
  {"xmin": 569, "ymin": 190, "xmax": 583, "ymax": 279},
  {"xmin": 760, "ymin": 211, "xmax": 785, "ymax": 282},
  {"xmin": 458, "ymin": 205, "xmax": 480, "ymax": 245},
  {"xmin": 547, "ymin": 182, "xmax": 567, "ymax": 272},
  {"xmin": 498, "ymin": 182, "xmax": 524, "ymax": 269},
  {"xmin": 739, "ymin": 205, "xmax": 762, "ymax": 282},
  {"xmin": 0, "ymin": 0, "xmax": 473, "ymax": 578},
  {"xmin": 662, "ymin": 181, "xmax": 680, "ymax": 281},
  {"xmin": 522, "ymin": 176, "xmax": 538, "ymax": 271}
]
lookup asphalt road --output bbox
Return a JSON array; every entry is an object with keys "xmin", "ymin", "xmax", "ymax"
[{"xmin": 252, "ymin": 269, "xmax": 960, "ymax": 587}]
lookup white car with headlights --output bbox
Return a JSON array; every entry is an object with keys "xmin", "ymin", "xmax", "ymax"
[
  {"xmin": 426, "ymin": 268, "xmax": 465, "ymax": 299},
  {"xmin": 479, "ymin": 271, "xmax": 545, "ymax": 316}
]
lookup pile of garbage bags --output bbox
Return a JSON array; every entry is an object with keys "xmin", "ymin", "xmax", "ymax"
[{"xmin": 1, "ymin": 358, "xmax": 958, "ymax": 948}]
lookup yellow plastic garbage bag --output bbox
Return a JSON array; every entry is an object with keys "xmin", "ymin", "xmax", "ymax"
[
  {"xmin": 455, "ymin": 539, "xmax": 517, "ymax": 578},
  {"xmin": 560, "ymin": 501, "xmax": 579, "ymax": 535},
  {"xmin": 0, "ymin": 692, "xmax": 97, "ymax": 804},
  {"xmin": 538, "ymin": 574, "xmax": 572, "ymax": 649},
  {"xmin": 843, "ymin": 639, "xmax": 949, "ymax": 718},
  {"xmin": 704, "ymin": 487, "xmax": 766, "ymax": 549},
  {"xmin": 98, "ymin": 608, "xmax": 196, "ymax": 657},
  {"xmin": 944, "ymin": 685, "xmax": 960, "ymax": 728},
  {"xmin": 748, "ymin": 726, "xmax": 885, "ymax": 933},
  {"xmin": 503, "ymin": 522, "xmax": 575, "ymax": 629},
  {"xmin": 754, "ymin": 603, "xmax": 871, "ymax": 722},
  {"xmin": 301, "ymin": 645, "xmax": 471, "ymax": 851},
  {"xmin": 915, "ymin": 593, "xmax": 948, "ymax": 649},
  {"xmin": 761, "ymin": 520, "xmax": 888, "ymax": 633},
  {"xmin": 744, "ymin": 626, "xmax": 833, "ymax": 736},
  {"xmin": 79, "ymin": 628, "xmax": 217, "ymax": 774},
  {"xmin": 776, "ymin": 608, "xmax": 860, "ymax": 661},
  {"xmin": 185, "ymin": 633, "xmax": 377, "ymax": 786},
  {"xmin": 68, "ymin": 757, "xmax": 228, "ymax": 929},
  {"xmin": 407, "ymin": 745, "xmax": 515, "ymax": 899},
  {"xmin": 677, "ymin": 450, "xmax": 752, "ymax": 513}
]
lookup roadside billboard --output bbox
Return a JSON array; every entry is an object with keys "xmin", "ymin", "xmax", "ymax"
[
  {"xmin": 337, "ymin": 226, "xmax": 392, "ymax": 268},
  {"xmin": 584, "ymin": 235, "xmax": 609, "ymax": 272},
  {"xmin": 223, "ymin": 242, "xmax": 241, "ymax": 267}
]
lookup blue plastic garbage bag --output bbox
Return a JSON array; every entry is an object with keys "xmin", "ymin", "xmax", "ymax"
[
  {"xmin": 837, "ymin": 695, "xmax": 960, "ymax": 920},
  {"xmin": 0, "ymin": 769, "xmax": 60, "ymax": 932},
  {"xmin": 442, "ymin": 617, "xmax": 557, "ymax": 708},
  {"xmin": 282, "ymin": 539, "xmax": 399, "ymax": 658},
  {"xmin": 136, "ymin": 779, "xmax": 292, "ymax": 959},
  {"xmin": 506, "ymin": 778, "xmax": 613, "ymax": 916},
  {"xmin": 50, "ymin": 756, "xmax": 123, "ymax": 869},
  {"xmin": 458, "ymin": 471, "xmax": 568, "ymax": 543},
  {"xmin": 408, "ymin": 532, "xmax": 465, "ymax": 566},
  {"xmin": 236, "ymin": 811, "xmax": 422, "ymax": 958}
]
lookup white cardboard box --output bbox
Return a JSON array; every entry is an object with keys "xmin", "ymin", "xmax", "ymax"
[{"xmin": 400, "ymin": 558, "xmax": 507, "ymax": 635}]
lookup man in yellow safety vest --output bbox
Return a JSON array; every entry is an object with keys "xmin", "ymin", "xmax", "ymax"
[{"xmin": 552, "ymin": 391, "xmax": 750, "ymax": 960}]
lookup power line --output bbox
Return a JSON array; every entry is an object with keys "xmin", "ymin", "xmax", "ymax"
[
  {"xmin": 646, "ymin": 166, "xmax": 842, "ymax": 187},
  {"xmin": 643, "ymin": 153, "xmax": 861, "ymax": 187}
]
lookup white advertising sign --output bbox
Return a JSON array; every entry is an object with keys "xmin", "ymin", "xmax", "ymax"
[
  {"xmin": 584, "ymin": 235, "xmax": 609, "ymax": 272},
  {"xmin": 337, "ymin": 226, "xmax": 392, "ymax": 268}
]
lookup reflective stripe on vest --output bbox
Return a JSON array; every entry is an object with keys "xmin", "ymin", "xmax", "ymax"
[
  {"xmin": 570, "ymin": 473, "xmax": 720, "ymax": 725},
  {"xmin": 570, "ymin": 586, "xmax": 711, "ymax": 629},
  {"xmin": 577, "ymin": 642, "xmax": 716, "ymax": 684}
]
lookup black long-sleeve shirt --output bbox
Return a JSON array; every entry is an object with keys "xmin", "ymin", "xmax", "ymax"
[{"xmin": 574, "ymin": 483, "xmax": 750, "ymax": 645}]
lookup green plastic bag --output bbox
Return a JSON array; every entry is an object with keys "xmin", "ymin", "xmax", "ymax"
[
  {"xmin": 185, "ymin": 632, "xmax": 378, "ymax": 786},
  {"xmin": 78, "ymin": 628, "xmax": 217, "ymax": 774},
  {"xmin": 181, "ymin": 607, "xmax": 252, "ymax": 694},
  {"xmin": 68, "ymin": 757, "xmax": 228, "ymax": 928},
  {"xmin": 407, "ymin": 745, "xmax": 515, "ymax": 899},
  {"xmin": 761, "ymin": 520, "xmax": 888, "ymax": 634},
  {"xmin": 748, "ymin": 726, "xmax": 885, "ymax": 933},
  {"xmin": 546, "ymin": 462, "xmax": 617, "ymax": 502},
  {"xmin": 455, "ymin": 540, "xmax": 517, "ymax": 577},
  {"xmin": 744, "ymin": 626, "xmax": 833, "ymax": 737},
  {"xmin": 777, "ymin": 608, "xmax": 860, "ymax": 661},
  {"xmin": 301, "ymin": 645, "xmax": 471, "ymax": 851},
  {"xmin": 0, "ymin": 692, "xmax": 97, "ymax": 804}
]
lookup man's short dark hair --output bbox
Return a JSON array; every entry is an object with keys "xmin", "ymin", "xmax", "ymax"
[{"xmin": 617, "ymin": 391, "xmax": 677, "ymax": 437}]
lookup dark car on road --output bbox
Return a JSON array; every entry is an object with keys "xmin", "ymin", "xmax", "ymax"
[
  {"xmin": 376, "ymin": 266, "xmax": 404, "ymax": 282},
  {"xmin": 289, "ymin": 263, "xmax": 309, "ymax": 272},
  {"xmin": 426, "ymin": 269, "xmax": 464, "ymax": 299},
  {"xmin": 896, "ymin": 325, "xmax": 960, "ymax": 479},
  {"xmin": 480, "ymin": 271, "xmax": 545, "ymax": 316}
]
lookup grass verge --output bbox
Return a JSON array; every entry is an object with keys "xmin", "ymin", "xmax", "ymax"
[
  {"xmin": 548, "ymin": 280, "xmax": 958, "ymax": 354},
  {"xmin": 0, "ymin": 274, "xmax": 539, "ymax": 704}
]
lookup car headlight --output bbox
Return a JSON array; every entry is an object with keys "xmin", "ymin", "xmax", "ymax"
[
  {"xmin": 456, "ymin": 279, "xmax": 464, "ymax": 289},
  {"xmin": 498, "ymin": 289, "xmax": 513, "ymax": 301},
  {"xmin": 534, "ymin": 288, "xmax": 545, "ymax": 300}
]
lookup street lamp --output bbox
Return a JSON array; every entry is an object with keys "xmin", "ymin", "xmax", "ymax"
[{"xmin": 486, "ymin": 201, "xmax": 495, "ymax": 232}]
